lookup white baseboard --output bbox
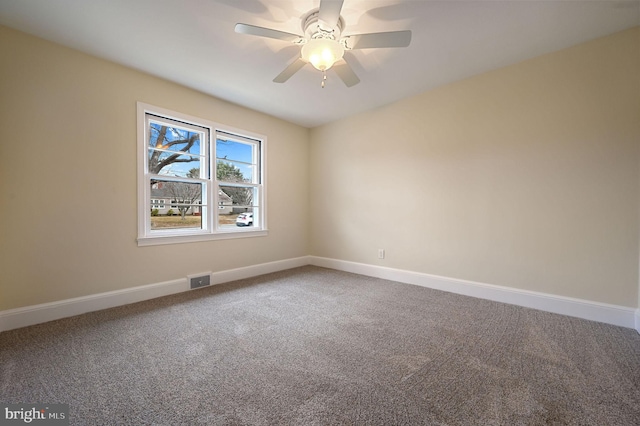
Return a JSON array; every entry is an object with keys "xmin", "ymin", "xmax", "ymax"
[
  {"xmin": 207, "ymin": 256, "xmax": 309, "ymax": 286},
  {"xmin": 1, "ymin": 255, "xmax": 636, "ymax": 333},
  {"xmin": 0, "ymin": 256, "xmax": 309, "ymax": 332},
  {"xmin": 309, "ymin": 256, "xmax": 637, "ymax": 330},
  {"xmin": 0, "ymin": 278, "xmax": 187, "ymax": 333}
]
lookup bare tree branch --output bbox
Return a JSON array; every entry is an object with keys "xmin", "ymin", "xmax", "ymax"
[{"xmin": 148, "ymin": 126, "xmax": 199, "ymax": 174}]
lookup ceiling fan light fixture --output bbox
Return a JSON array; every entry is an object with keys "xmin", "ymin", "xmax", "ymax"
[
  {"xmin": 235, "ymin": 0, "xmax": 412, "ymax": 87},
  {"xmin": 301, "ymin": 38, "xmax": 344, "ymax": 71}
]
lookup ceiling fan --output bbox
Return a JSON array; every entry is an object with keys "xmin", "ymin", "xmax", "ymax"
[{"xmin": 234, "ymin": 0, "xmax": 412, "ymax": 88}]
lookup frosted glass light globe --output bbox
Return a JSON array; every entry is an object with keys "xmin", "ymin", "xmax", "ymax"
[{"xmin": 301, "ymin": 38, "xmax": 344, "ymax": 71}]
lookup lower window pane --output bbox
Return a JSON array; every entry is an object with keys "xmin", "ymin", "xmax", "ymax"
[
  {"xmin": 218, "ymin": 185, "xmax": 257, "ymax": 229},
  {"xmin": 151, "ymin": 212, "xmax": 203, "ymax": 230},
  {"xmin": 218, "ymin": 207, "xmax": 256, "ymax": 229},
  {"xmin": 150, "ymin": 180, "xmax": 204, "ymax": 230}
]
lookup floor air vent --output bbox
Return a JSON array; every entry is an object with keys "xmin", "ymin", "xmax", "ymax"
[{"xmin": 189, "ymin": 273, "xmax": 211, "ymax": 289}]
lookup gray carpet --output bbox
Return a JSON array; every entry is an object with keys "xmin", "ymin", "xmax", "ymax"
[{"xmin": 1, "ymin": 266, "xmax": 639, "ymax": 425}]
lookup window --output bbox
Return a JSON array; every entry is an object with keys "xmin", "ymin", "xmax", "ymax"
[
  {"xmin": 137, "ymin": 103, "xmax": 266, "ymax": 246},
  {"xmin": 151, "ymin": 199, "xmax": 166, "ymax": 210}
]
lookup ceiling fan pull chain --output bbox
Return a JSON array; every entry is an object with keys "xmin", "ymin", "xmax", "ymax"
[{"xmin": 321, "ymin": 70, "xmax": 327, "ymax": 88}]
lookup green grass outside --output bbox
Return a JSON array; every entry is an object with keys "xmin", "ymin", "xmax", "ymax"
[{"xmin": 151, "ymin": 214, "xmax": 238, "ymax": 229}]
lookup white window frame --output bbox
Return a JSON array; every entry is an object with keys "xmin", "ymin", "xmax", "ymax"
[{"xmin": 137, "ymin": 102, "xmax": 267, "ymax": 246}]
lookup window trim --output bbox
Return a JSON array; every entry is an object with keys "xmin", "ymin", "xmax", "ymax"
[{"xmin": 137, "ymin": 102, "xmax": 267, "ymax": 246}]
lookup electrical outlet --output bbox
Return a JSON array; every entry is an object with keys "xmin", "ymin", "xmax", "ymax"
[
  {"xmin": 378, "ymin": 249, "xmax": 385, "ymax": 259},
  {"xmin": 188, "ymin": 273, "xmax": 211, "ymax": 289}
]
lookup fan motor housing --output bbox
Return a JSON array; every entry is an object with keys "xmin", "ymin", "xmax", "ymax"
[{"xmin": 302, "ymin": 9, "xmax": 344, "ymax": 40}]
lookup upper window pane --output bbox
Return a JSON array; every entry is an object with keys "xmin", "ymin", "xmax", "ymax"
[
  {"xmin": 216, "ymin": 160, "xmax": 254, "ymax": 182},
  {"xmin": 216, "ymin": 138, "xmax": 253, "ymax": 162},
  {"xmin": 216, "ymin": 138, "xmax": 258, "ymax": 184},
  {"xmin": 148, "ymin": 151, "xmax": 203, "ymax": 178},
  {"xmin": 148, "ymin": 120, "xmax": 206, "ymax": 177},
  {"xmin": 148, "ymin": 121, "xmax": 203, "ymax": 155}
]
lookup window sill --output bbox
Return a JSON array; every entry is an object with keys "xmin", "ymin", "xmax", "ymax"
[{"xmin": 137, "ymin": 229, "xmax": 268, "ymax": 247}]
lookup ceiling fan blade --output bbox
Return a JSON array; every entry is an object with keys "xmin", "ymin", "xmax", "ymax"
[
  {"xmin": 273, "ymin": 58, "xmax": 307, "ymax": 83},
  {"xmin": 332, "ymin": 59, "xmax": 360, "ymax": 87},
  {"xmin": 318, "ymin": 0, "xmax": 344, "ymax": 29},
  {"xmin": 343, "ymin": 30, "xmax": 412, "ymax": 50},
  {"xmin": 235, "ymin": 23, "xmax": 303, "ymax": 43}
]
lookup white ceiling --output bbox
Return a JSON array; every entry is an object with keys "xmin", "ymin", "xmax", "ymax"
[{"xmin": 1, "ymin": 0, "xmax": 638, "ymax": 128}]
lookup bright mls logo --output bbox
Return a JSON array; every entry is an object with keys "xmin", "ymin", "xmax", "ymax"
[{"xmin": 0, "ymin": 404, "xmax": 68, "ymax": 425}]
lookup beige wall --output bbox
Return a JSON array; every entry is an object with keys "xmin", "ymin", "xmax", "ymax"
[
  {"xmin": 0, "ymin": 26, "xmax": 309, "ymax": 310},
  {"xmin": 310, "ymin": 28, "xmax": 640, "ymax": 307}
]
